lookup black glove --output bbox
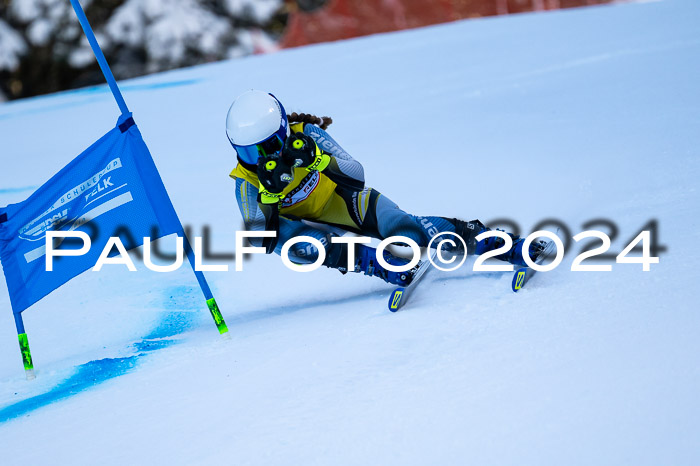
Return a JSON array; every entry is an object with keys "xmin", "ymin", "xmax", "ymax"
[
  {"xmin": 282, "ymin": 133, "xmax": 316, "ymax": 168},
  {"xmin": 282, "ymin": 132, "xmax": 330, "ymax": 171},
  {"xmin": 257, "ymin": 153, "xmax": 294, "ymax": 196}
]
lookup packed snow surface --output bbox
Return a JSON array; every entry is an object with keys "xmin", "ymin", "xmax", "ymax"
[{"xmin": 1, "ymin": 0, "xmax": 699, "ymax": 464}]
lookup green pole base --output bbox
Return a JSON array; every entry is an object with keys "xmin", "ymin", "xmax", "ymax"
[
  {"xmin": 18, "ymin": 333, "xmax": 35, "ymax": 380},
  {"xmin": 206, "ymin": 298, "xmax": 229, "ymax": 336}
]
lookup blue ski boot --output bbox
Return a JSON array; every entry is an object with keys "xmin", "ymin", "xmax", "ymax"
[
  {"xmin": 450, "ymin": 218, "xmax": 547, "ymax": 267},
  {"xmin": 493, "ymin": 237, "xmax": 548, "ymax": 267},
  {"xmin": 355, "ymin": 244, "xmax": 417, "ymax": 286}
]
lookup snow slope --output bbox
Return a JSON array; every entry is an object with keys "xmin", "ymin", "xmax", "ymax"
[{"xmin": 1, "ymin": 0, "xmax": 699, "ymax": 464}]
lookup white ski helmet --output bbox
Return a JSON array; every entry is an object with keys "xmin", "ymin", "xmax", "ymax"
[{"xmin": 226, "ymin": 90, "xmax": 289, "ymax": 164}]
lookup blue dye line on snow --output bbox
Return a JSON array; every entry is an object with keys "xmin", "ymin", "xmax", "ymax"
[
  {"xmin": 83, "ymin": 79, "xmax": 201, "ymax": 94},
  {"xmin": 0, "ymin": 186, "xmax": 37, "ymax": 195},
  {"xmin": 0, "ymin": 97, "xmax": 104, "ymax": 121},
  {"xmin": 54, "ymin": 79, "xmax": 201, "ymax": 101},
  {"xmin": 0, "ymin": 356, "xmax": 143, "ymax": 424},
  {"xmin": 0, "ymin": 79, "xmax": 200, "ymax": 121},
  {"xmin": 0, "ymin": 305, "xmax": 199, "ymax": 424}
]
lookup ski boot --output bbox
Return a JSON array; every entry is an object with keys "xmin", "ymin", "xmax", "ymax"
[
  {"xmin": 355, "ymin": 244, "xmax": 418, "ymax": 286},
  {"xmin": 449, "ymin": 218, "xmax": 547, "ymax": 266},
  {"xmin": 492, "ymin": 237, "xmax": 548, "ymax": 267}
]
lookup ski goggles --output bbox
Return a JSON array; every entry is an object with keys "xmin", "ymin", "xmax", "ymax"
[{"xmin": 231, "ymin": 125, "xmax": 288, "ymax": 165}]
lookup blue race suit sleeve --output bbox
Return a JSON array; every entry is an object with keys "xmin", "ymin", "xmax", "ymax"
[{"xmin": 303, "ymin": 124, "xmax": 365, "ymax": 190}]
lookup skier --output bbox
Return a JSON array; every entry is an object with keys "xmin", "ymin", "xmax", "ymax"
[{"xmin": 227, "ymin": 90, "xmax": 545, "ymax": 286}]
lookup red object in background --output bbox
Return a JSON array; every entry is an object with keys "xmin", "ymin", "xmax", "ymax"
[{"xmin": 281, "ymin": 0, "xmax": 620, "ymax": 48}]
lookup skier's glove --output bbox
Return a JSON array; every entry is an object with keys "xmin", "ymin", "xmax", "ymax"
[
  {"xmin": 282, "ymin": 133, "xmax": 331, "ymax": 172},
  {"xmin": 257, "ymin": 154, "xmax": 293, "ymax": 203}
]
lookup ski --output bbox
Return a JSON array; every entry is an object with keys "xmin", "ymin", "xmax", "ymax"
[
  {"xmin": 387, "ymin": 250, "xmax": 438, "ymax": 312},
  {"xmin": 511, "ymin": 234, "xmax": 559, "ymax": 292}
]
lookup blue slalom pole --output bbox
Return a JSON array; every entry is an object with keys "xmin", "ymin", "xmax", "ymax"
[
  {"xmin": 69, "ymin": 0, "xmax": 130, "ymax": 116},
  {"xmin": 67, "ymin": 0, "xmax": 229, "ymax": 338},
  {"xmin": 181, "ymin": 233, "xmax": 229, "ymax": 336}
]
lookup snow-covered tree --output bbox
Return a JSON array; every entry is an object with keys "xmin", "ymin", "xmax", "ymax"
[
  {"xmin": 0, "ymin": 18, "xmax": 27, "ymax": 72},
  {"xmin": 0, "ymin": 0, "xmax": 285, "ymax": 99}
]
